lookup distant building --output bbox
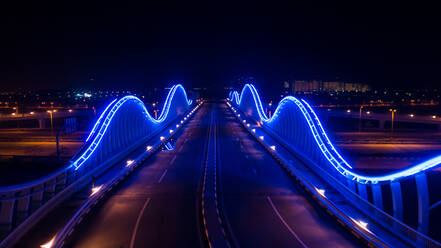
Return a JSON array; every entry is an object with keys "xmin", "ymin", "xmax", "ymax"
[{"xmin": 287, "ymin": 80, "xmax": 370, "ymax": 93}]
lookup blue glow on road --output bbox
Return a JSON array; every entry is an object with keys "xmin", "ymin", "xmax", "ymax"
[
  {"xmin": 73, "ymin": 84, "xmax": 191, "ymax": 170},
  {"xmin": 230, "ymin": 84, "xmax": 441, "ymax": 184}
]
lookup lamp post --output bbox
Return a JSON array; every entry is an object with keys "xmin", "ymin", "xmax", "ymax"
[
  {"xmin": 47, "ymin": 110, "xmax": 54, "ymax": 131},
  {"xmin": 389, "ymin": 108, "xmax": 397, "ymax": 132},
  {"xmin": 359, "ymin": 105, "xmax": 363, "ymax": 132}
]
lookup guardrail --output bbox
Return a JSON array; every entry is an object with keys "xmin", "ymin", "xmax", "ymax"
[
  {"xmin": 50, "ymin": 101, "xmax": 203, "ymax": 248},
  {"xmin": 227, "ymin": 100, "xmax": 441, "ymax": 247},
  {"xmin": 0, "ymin": 85, "xmax": 194, "ymax": 247}
]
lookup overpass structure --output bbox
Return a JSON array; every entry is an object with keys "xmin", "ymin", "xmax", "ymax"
[{"xmin": 0, "ymin": 84, "xmax": 441, "ymax": 247}]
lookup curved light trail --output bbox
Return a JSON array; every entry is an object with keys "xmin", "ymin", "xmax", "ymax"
[{"xmin": 229, "ymin": 84, "xmax": 441, "ymax": 184}]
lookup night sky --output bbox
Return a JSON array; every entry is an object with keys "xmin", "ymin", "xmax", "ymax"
[{"xmin": 0, "ymin": 3, "xmax": 440, "ymax": 91}]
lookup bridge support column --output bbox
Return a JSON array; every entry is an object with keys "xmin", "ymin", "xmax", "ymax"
[
  {"xmin": 358, "ymin": 183, "xmax": 368, "ymax": 200},
  {"xmin": 416, "ymin": 173, "xmax": 429, "ymax": 235},
  {"xmin": 0, "ymin": 196, "xmax": 15, "ymax": 234},
  {"xmin": 346, "ymin": 179, "xmax": 356, "ymax": 193},
  {"xmin": 372, "ymin": 184, "xmax": 383, "ymax": 209},
  {"xmin": 38, "ymin": 119, "xmax": 46, "ymax": 129},
  {"xmin": 391, "ymin": 181, "xmax": 403, "ymax": 221}
]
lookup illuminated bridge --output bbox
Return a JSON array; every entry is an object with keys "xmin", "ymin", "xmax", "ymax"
[{"xmin": 1, "ymin": 84, "xmax": 441, "ymax": 247}]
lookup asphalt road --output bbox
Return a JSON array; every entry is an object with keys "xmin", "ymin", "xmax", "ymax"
[
  {"xmin": 65, "ymin": 104, "xmax": 211, "ymax": 248},
  {"xmin": 216, "ymin": 103, "xmax": 361, "ymax": 248},
  {"xmin": 63, "ymin": 103, "xmax": 362, "ymax": 248}
]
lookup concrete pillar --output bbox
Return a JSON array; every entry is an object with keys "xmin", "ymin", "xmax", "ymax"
[
  {"xmin": 0, "ymin": 197, "xmax": 15, "ymax": 232},
  {"xmin": 358, "ymin": 183, "xmax": 368, "ymax": 200},
  {"xmin": 416, "ymin": 173, "xmax": 429, "ymax": 234},
  {"xmin": 391, "ymin": 181, "xmax": 403, "ymax": 220},
  {"xmin": 372, "ymin": 184, "xmax": 383, "ymax": 209},
  {"xmin": 38, "ymin": 118, "xmax": 46, "ymax": 129},
  {"xmin": 347, "ymin": 179, "xmax": 356, "ymax": 193}
]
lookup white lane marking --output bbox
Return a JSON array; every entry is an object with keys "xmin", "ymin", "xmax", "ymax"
[
  {"xmin": 158, "ymin": 169, "xmax": 168, "ymax": 183},
  {"xmin": 129, "ymin": 198, "xmax": 151, "ymax": 248},
  {"xmin": 266, "ymin": 196, "xmax": 308, "ymax": 248},
  {"xmin": 170, "ymin": 155, "xmax": 177, "ymax": 165}
]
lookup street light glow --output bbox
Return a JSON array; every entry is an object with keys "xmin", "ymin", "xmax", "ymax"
[
  {"xmin": 40, "ymin": 237, "xmax": 55, "ymax": 248},
  {"xmin": 90, "ymin": 185, "xmax": 102, "ymax": 196},
  {"xmin": 126, "ymin": 160, "xmax": 134, "ymax": 167},
  {"xmin": 315, "ymin": 188, "xmax": 325, "ymax": 197}
]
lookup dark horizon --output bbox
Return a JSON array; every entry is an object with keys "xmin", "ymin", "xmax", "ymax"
[{"xmin": 0, "ymin": 3, "xmax": 440, "ymax": 92}]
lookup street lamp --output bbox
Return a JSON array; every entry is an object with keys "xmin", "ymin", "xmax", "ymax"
[
  {"xmin": 47, "ymin": 110, "xmax": 54, "ymax": 131},
  {"xmin": 359, "ymin": 105, "xmax": 364, "ymax": 132},
  {"xmin": 389, "ymin": 109, "xmax": 397, "ymax": 132}
]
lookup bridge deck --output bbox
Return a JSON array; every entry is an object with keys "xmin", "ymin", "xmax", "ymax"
[{"xmin": 37, "ymin": 103, "xmax": 364, "ymax": 247}]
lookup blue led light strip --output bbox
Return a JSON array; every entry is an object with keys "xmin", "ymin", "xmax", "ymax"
[
  {"xmin": 85, "ymin": 99, "xmax": 117, "ymax": 142},
  {"xmin": 72, "ymin": 84, "xmax": 191, "ymax": 170},
  {"xmin": 230, "ymin": 84, "xmax": 441, "ymax": 184}
]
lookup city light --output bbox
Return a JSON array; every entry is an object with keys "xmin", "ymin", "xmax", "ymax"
[
  {"xmin": 270, "ymin": 145, "xmax": 276, "ymax": 151},
  {"xmin": 432, "ymin": 115, "xmax": 437, "ymax": 119},
  {"xmin": 90, "ymin": 185, "xmax": 102, "ymax": 196},
  {"xmin": 126, "ymin": 160, "xmax": 134, "ymax": 167},
  {"xmin": 246, "ymin": 123, "xmax": 250, "ymax": 127},
  {"xmin": 40, "ymin": 237, "xmax": 55, "ymax": 248},
  {"xmin": 68, "ymin": 109, "xmax": 73, "ymax": 112},
  {"xmin": 366, "ymin": 111, "xmax": 371, "ymax": 115},
  {"xmin": 160, "ymin": 136, "xmax": 165, "ymax": 141},
  {"xmin": 252, "ymin": 128, "xmax": 256, "ymax": 133},
  {"xmin": 30, "ymin": 112, "xmax": 34, "ymax": 115},
  {"xmin": 146, "ymin": 146, "xmax": 152, "ymax": 151},
  {"xmin": 410, "ymin": 114, "xmax": 415, "ymax": 118},
  {"xmin": 181, "ymin": 120, "xmax": 184, "ymax": 124},
  {"xmin": 169, "ymin": 129, "xmax": 174, "ymax": 133},
  {"xmin": 243, "ymin": 120, "xmax": 246, "ymax": 123},
  {"xmin": 315, "ymin": 188, "xmax": 325, "ymax": 197},
  {"xmin": 230, "ymin": 83, "xmax": 441, "ymax": 184},
  {"xmin": 346, "ymin": 109, "xmax": 351, "ymax": 113},
  {"xmin": 259, "ymin": 136, "xmax": 264, "ymax": 140},
  {"xmin": 11, "ymin": 113, "xmax": 16, "ymax": 116},
  {"xmin": 176, "ymin": 124, "xmax": 180, "ymax": 128},
  {"xmin": 351, "ymin": 218, "xmax": 370, "ymax": 232}
]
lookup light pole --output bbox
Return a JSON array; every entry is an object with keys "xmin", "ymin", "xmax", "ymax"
[
  {"xmin": 152, "ymin": 103, "xmax": 158, "ymax": 119},
  {"xmin": 389, "ymin": 108, "xmax": 397, "ymax": 132},
  {"xmin": 359, "ymin": 105, "xmax": 363, "ymax": 132},
  {"xmin": 47, "ymin": 110, "xmax": 54, "ymax": 131}
]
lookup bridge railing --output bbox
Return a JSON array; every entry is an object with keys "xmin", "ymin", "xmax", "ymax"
[
  {"xmin": 0, "ymin": 84, "xmax": 192, "ymax": 245},
  {"xmin": 228, "ymin": 84, "xmax": 441, "ymax": 247}
]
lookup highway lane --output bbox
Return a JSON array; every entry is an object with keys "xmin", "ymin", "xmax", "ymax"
[
  {"xmin": 64, "ymin": 104, "xmax": 211, "ymax": 248},
  {"xmin": 216, "ymin": 103, "xmax": 362, "ymax": 248}
]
